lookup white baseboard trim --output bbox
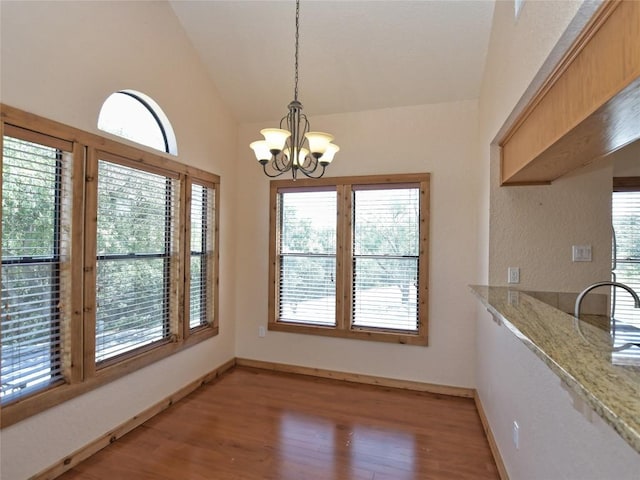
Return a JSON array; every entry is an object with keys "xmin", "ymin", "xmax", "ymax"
[{"xmin": 235, "ymin": 357, "xmax": 475, "ymax": 398}]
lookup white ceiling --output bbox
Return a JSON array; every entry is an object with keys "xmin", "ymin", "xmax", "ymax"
[{"xmin": 169, "ymin": 0, "xmax": 495, "ymax": 124}]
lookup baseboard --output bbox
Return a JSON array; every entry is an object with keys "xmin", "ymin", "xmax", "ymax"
[
  {"xmin": 31, "ymin": 357, "xmax": 236, "ymax": 480},
  {"xmin": 474, "ymin": 392, "xmax": 509, "ymax": 480},
  {"xmin": 235, "ymin": 357, "xmax": 475, "ymax": 398}
]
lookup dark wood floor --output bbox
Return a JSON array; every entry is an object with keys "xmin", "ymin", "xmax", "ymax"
[{"xmin": 58, "ymin": 367, "xmax": 499, "ymax": 479}]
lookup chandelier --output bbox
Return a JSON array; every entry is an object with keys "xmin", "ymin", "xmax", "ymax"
[{"xmin": 249, "ymin": 0, "xmax": 339, "ymax": 180}]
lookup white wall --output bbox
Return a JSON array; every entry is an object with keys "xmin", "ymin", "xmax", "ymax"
[
  {"xmin": 235, "ymin": 100, "xmax": 482, "ymax": 389},
  {"xmin": 476, "ymin": 308, "xmax": 639, "ymax": 479},
  {"xmin": 613, "ymin": 139, "xmax": 640, "ymax": 176},
  {"xmin": 0, "ymin": 2, "xmax": 237, "ymax": 479},
  {"xmin": 476, "ymin": 0, "xmax": 640, "ymax": 477}
]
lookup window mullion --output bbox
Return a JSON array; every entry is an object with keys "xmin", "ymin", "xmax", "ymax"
[
  {"xmin": 67, "ymin": 142, "xmax": 86, "ymax": 384},
  {"xmin": 82, "ymin": 148, "xmax": 99, "ymax": 379},
  {"xmin": 180, "ymin": 177, "xmax": 190, "ymax": 340},
  {"xmin": 336, "ymin": 184, "xmax": 350, "ymax": 331}
]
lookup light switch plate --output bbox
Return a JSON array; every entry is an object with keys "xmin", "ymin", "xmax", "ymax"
[{"xmin": 572, "ymin": 245, "xmax": 592, "ymax": 262}]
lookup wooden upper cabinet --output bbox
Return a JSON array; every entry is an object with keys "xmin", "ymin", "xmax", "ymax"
[{"xmin": 500, "ymin": 0, "xmax": 640, "ymax": 185}]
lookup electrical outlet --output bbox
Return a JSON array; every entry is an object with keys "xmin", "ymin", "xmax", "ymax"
[
  {"xmin": 508, "ymin": 267, "xmax": 520, "ymax": 284},
  {"xmin": 512, "ymin": 421, "xmax": 520, "ymax": 449},
  {"xmin": 258, "ymin": 326, "xmax": 266, "ymax": 337}
]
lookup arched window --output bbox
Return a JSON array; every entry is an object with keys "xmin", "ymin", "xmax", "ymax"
[{"xmin": 98, "ymin": 90, "xmax": 177, "ymax": 155}]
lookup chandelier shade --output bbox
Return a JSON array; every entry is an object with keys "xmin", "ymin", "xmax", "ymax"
[{"xmin": 249, "ymin": 0, "xmax": 338, "ymax": 179}]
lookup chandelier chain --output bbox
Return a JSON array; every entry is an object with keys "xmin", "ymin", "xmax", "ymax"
[
  {"xmin": 294, "ymin": 0, "xmax": 300, "ymax": 102},
  {"xmin": 250, "ymin": 0, "xmax": 338, "ymax": 179}
]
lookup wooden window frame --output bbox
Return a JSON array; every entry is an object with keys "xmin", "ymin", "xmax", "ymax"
[
  {"xmin": 268, "ymin": 173, "xmax": 430, "ymax": 346},
  {"xmin": 183, "ymin": 178, "xmax": 220, "ymax": 339},
  {"xmin": 613, "ymin": 176, "xmax": 640, "ymax": 192},
  {"xmin": 0, "ymin": 104, "xmax": 220, "ymax": 427}
]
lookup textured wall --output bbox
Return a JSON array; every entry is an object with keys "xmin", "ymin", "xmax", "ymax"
[
  {"xmin": 474, "ymin": 0, "xmax": 640, "ymax": 477},
  {"xmin": 489, "ymin": 159, "xmax": 613, "ymax": 292},
  {"xmin": 0, "ymin": 2, "xmax": 237, "ymax": 479}
]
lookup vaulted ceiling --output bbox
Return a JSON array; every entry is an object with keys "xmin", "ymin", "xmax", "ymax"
[{"xmin": 169, "ymin": 0, "xmax": 495, "ymax": 124}]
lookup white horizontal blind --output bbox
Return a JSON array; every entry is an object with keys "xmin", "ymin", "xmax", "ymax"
[
  {"xmin": 189, "ymin": 183, "xmax": 212, "ymax": 329},
  {"xmin": 95, "ymin": 160, "xmax": 175, "ymax": 362},
  {"xmin": 612, "ymin": 190, "xmax": 640, "ymax": 364},
  {"xmin": 278, "ymin": 190, "xmax": 336, "ymax": 326},
  {"xmin": 352, "ymin": 187, "xmax": 419, "ymax": 331},
  {"xmin": 1, "ymin": 136, "xmax": 64, "ymax": 402}
]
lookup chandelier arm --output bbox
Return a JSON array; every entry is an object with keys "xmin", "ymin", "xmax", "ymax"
[
  {"xmin": 297, "ymin": 162, "xmax": 327, "ymax": 179},
  {"xmin": 262, "ymin": 161, "xmax": 289, "ymax": 178},
  {"xmin": 297, "ymin": 113, "xmax": 310, "ymax": 151},
  {"xmin": 299, "ymin": 156, "xmax": 319, "ymax": 174},
  {"xmin": 274, "ymin": 153, "xmax": 292, "ymax": 172}
]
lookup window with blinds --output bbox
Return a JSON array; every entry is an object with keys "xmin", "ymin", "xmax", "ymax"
[
  {"xmin": 95, "ymin": 160, "xmax": 177, "ymax": 363},
  {"xmin": 612, "ymin": 189, "xmax": 640, "ymax": 362},
  {"xmin": 1, "ymin": 135, "xmax": 69, "ymax": 402},
  {"xmin": 352, "ymin": 187, "xmax": 419, "ymax": 332},
  {"xmin": 1, "ymin": 105, "xmax": 221, "ymax": 426},
  {"xmin": 269, "ymin": 174, "xmax": 429, "ymax": 345},
  {"xmin": 189, "ymin": 182, "xmax": 214, "ymax": 329},
  {"xmin": 278, "ymin": 190, "xmax": 337, "ymax": 326}
]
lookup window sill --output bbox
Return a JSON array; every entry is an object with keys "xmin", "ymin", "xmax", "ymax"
[{"xmin": 268, "ymin": 322, "xmax": 428, "ymax": 346}]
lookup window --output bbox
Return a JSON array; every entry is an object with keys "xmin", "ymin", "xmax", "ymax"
[
  {"xmin": 98, "ymin": 90, "xmax": 178, "ymax": 155},
  {"xmin": 0, "ymin": 104, "xmax": 219, "ymax": 427},
  {"xmin": 94, "ymin": 158, "xmax": 179, "ymax": 364},
  {"xmin": 612, "ymin": 177, "xmax": 640, "ymax": 361},
  {"xmin": 352, "ymin": 187, "xmax": 420, "ymax": 331},
  {"xmin": 269, "ymin": 174, "xmax": 429, "ymax": 345},
  {"xmin": 188, "ymin": 182, "xmax": 217, "ymax": 331},
  {"xmin": 278, "ymin": 189, "xmax": 337, "ymax": 326},
  {"xmin": 1, "ymin": 131, "xmax": 71, "ymax": 402},
  {"xmin": 514, "ymin": 0, "xmax": 525, "ymax": 19}
]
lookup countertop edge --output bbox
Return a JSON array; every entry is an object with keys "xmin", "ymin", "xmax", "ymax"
[{"xmin": 469, "ymin": 285, "xmax": 640, "ymax": 455}]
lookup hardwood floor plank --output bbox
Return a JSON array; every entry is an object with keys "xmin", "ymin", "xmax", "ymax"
[{"xmin": 57, "ymin": 367, "xmax": 498, "ymax": 479}]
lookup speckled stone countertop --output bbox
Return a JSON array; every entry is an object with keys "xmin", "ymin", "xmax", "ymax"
[{"xmin": 470, "ymin": 285, "xmax": 640, "ymax": 454}]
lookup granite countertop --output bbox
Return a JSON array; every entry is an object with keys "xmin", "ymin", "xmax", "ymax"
[{"xmin": 470, "ymin": 285, "xmax": 640, "ymax": 454}]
